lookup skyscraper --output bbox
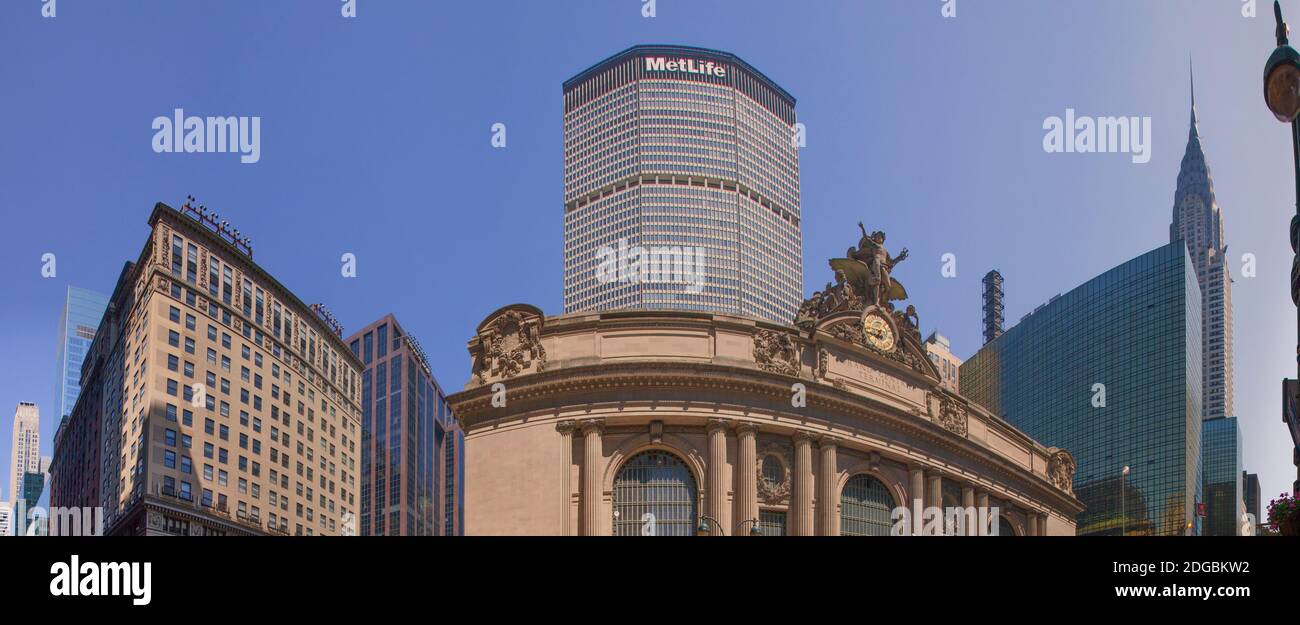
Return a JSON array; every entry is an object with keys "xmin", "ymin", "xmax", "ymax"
[
  {"xmin": 562, "ymin": 45, "xmax": 802, "ymax": 323},
  {"xmin": 0, "ymin": 501, "xmax": 10, "ymax": 537},
  {"xmin": 346, "ymin": 314, "xmax": 463, "ymax": 536},
  {"xmin": 1201, "ymin": 416, "xmax": 1244, "ymax": 536},
  {"xmin": 49, "ymin": 201, "xmax": 363, "ymax": 536},
  {"xmin": 9, "ymin": 402, "xmax": 40, "ymax": 508},
  {"xmin": 1170, "ymin": 74, "xmax": 1234, "ymax": 421},
  {"xmin": 961, "ymin": 242, "xmax": 1204, "ymax": 535},
  {"xmin": 54, "ymin": 286, "xmax": 109, "ymax": 422}
]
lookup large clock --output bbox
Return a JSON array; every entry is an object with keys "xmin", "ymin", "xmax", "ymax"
[{"xmin": 861, "ymin": 310, "xmax": 896, "ymax": 352}]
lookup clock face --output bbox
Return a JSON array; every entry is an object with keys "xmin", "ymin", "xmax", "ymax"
[{"xmin": 862, "ymin": 312, "xmax": 895, "ymax": 352}]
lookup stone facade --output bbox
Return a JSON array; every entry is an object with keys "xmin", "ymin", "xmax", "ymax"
[{"xmin": 447, "ymin": 304, "xmax": 1083, "ymax": 536}]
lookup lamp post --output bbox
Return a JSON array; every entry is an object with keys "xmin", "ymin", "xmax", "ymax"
[
  {"xmin": 1120, "ymin": 465, "xmax": 1130, "ymax": 537},
  {"xmin": 1265, "ymin": 1, "xmax": 1300, "ymax": 412},
  {"xmin": 696, "ymin": 515, "xmax": 762, "ymax": 536}
]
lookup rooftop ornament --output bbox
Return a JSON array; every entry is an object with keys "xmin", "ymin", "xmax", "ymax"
[{"xmin": 180, "ymin": 195, "xmax": 254, "ymax": 258}]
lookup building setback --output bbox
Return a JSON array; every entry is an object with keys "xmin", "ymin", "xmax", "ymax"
[
  {"xmin": 346, "ymin": 314, "xmax": 463, "ymax": 536},
  {"xmin": 961, "ymin": 242, "xmax": 1204, "ymax": 536},
  {"xmin": 50, "ymin": 201, "xmax": 363, "ymax": 536},
  {"xmin": 562, "ymin": 45, "xmax": 802, "ymax": 323}
]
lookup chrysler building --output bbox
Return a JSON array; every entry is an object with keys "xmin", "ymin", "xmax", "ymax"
[{"xmin": 1170, "ymin": 75, "xmax": 1233, "ymax": 420}]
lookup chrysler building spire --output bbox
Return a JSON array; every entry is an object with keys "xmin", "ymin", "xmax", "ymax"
[{"xmin": 1170, "ymin": 68, "xmax": 1234, "ymax": 421}]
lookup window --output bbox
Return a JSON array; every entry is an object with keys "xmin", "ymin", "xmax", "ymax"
[
  {"xmin": 840, "ymin": 474, "xmax": 895, "ymax": 536},
  {"xmin": 611, "ymin": 451, "xmax": 697, "ymax": 536},
  {"xmin": 758, "ymin": 510, "xmax": 787, "ymax": 537}
]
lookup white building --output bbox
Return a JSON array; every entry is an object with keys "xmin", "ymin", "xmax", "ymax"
[
  {"xmin": 923, "ymin": 332, "xmax": 962, "ymax": 392},
  {"xmin": 9, "ymin": 403, "xmax": 41, "ymax": 506}
]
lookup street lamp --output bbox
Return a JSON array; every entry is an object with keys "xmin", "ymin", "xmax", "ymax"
[
  {"xmin": 1265, "ymin": 2, "xmax": 1300, "ymax": 392},
  {"xmin": 1120, "ymin": 465, "xmax": 1130, "ymax": 537},
  {"xmin": 696, "ymin": 515, "xmax": 762, "ymax": 536}
]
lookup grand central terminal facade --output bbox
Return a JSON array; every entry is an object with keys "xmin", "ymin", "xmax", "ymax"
[{"xmin": 445, "ymin": 231, "xmax": 1084, "ymax": 536}]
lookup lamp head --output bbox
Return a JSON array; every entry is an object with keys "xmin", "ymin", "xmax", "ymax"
[{"xmin": 1266, "ymin": 44, "xmax": 1300, "ymax": 122}]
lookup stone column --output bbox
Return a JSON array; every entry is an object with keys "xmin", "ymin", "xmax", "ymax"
[
  {"xmin": 1026, "ymin": 510, "xmax": 1039, "ymax": 537},
  {"xmin": 976, "ymin": 490, "xmax": 990, "ymax": 536},
  {"xmin": 792, "ymin": 431, "xmax": 814, "ymax": 536},
  {"xmin": 1038, "ymin": 512, "xmax": 1050, "ymax": 537},
  {"xmin": 556, "ymin": 420, "xmax": 576, "ymax": 536},
  {"xmin": 908, "ymin": 465, "xmax": 925, "ymax": 536},
  {"xmin": 706, "ymin": 419, "xmax": 730, "ymax": 535},
  {"xmin": 962, "ymin": 484, "xmax": 976, "ymax": 536},
  {"xmin": 926, "ymin": 471, "xmax": 943, "ymax": 509},
  {"xmin": 735, "ymin": 423, "xmax": 759, "ymax": 535},
  {"xmin": 580, "ymin": 420, "xmax": 605, "ymax": 536},
  {"xmin": 817, "ymin": 436, "xmax": 839, "ymax": 536}
]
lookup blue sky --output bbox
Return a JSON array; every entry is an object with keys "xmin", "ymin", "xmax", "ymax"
[{"xmin": 1, "ymin": 0, "xmax": 1296, "ymax": 506}]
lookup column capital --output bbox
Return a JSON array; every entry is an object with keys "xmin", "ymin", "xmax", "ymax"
[
  {"xmin": 792, "ymin": 430, "xmax": 816, "ymax": 444},
  {"xmin": 817, "ymin": 434, "xmax": 841, "ymax": 448},
  {"xmin": 733, "ymin": 421, "xmax": 759, "ymax": 435},
  {"xmin": 706, "ymin": 418, "xmax": 730, "ymax": 434},
  {"xmin": 579, "ymin": 419, "xmax": 605, "ymax": 435},
  {"xmin": 555, "ymin": 420, "xmax": 577, "ymax": 435}
]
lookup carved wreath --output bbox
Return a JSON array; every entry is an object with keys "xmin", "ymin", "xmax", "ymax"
[
  {"xmin": 757, "ymin": 444, "xmax": 792, "ymax": 505},
  {"xmin": 1048, "ymin": 449, "xmax": 1076, "ymax": 495},
  {"xmin": 753, "ymin": 329, "xmax": 799, "ymax": 376},
  {"xmin": 474, "ymin": 311, "xmax": 546, "ymax": 383},
  {"xmin": 937, "ymin": 397, "xmax": 969, "ymax": 437}
]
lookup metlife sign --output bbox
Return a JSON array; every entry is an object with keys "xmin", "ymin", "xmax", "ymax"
[{"xmin": 644, "ymin": 56, "xmax": 727, "ymax": 78}]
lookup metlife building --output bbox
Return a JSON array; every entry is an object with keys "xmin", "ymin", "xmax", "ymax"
[{"xmin": 562, "ymin": 45, "xmax": 802, "ymax": 323}]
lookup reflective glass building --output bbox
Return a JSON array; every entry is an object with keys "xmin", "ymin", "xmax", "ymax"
[
  {"xmin": 1201, "ymin": 416, "xmax": 1244, "ymax": 536},
  {"xmin": 961, "ymin": 242, "xmax": 1204, "ymax": 536},
  {"xmin": 347, "ymin": 314, "xmax": 462, "ymax": 536},
  {"xmin": 562, "ymin": 45, "xmax": 802, "ymax": 323},
  {"xmin": 54, "ymin": 286, "xmax": 109, "ymax": 421}
]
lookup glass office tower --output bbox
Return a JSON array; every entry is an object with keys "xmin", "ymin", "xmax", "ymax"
[
  {"xmin": 1201, "ymin": 416, "xmax": 1244, "ymax": 536},
  {"xmin": 562, "ymin": 45, "xmax": 802, "ymax": 323},
  {"xmin": 54, "ymin": 286, "xmax": 109, "ymax": 421},
  {"xmin": 347, "ymin": 314, "xmax": 462, "ymax": 536},
  {"xmin": 961, "ymin": 242, "xmax": 1204, "ymax": 536}
]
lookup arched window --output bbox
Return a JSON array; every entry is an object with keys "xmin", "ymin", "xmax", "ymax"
[
  {"xmin": 998, "ymin": 516, "xmax": 1018, "ymax": 536},
  {"xmin": 840, "ymin": 474, "xmax": 895, "ymax": 536},
  {"xmin": 761, "ymin": 456, "xmax": 784, "ymax": 490},
  {"xmin": 612, "ymin": 451, "xmax": 698, "ymax": 536}
]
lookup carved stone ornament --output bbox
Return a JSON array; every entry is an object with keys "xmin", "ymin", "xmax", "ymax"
[
  {"xmin": 1048, "ymin": 449, "xmax": 1076, "ymax": 495},
  {"xmin": 756, "ymin": 443, "xmax": 792, "ymax": 505},
  {"xmin": 753, "ymin": 329, "xmax": 800, "ymax": 376},
  {"xmin": 147, "ymin": 510, "xmax": 165, "ymax": 530},
  {"xmin": 815, "ymin": 348, "xmax": 830, "ymax": 381},
  {"xmin": 473, "ymin": 309, "xmax": 547, "ymax": 384},
  {"xmin": 937, "ymin": 396, "xmax": 969, "ymax": 438},
  {"xmin": 826, "ymin": 319, "xmax": 862, "ymax": 345}
]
